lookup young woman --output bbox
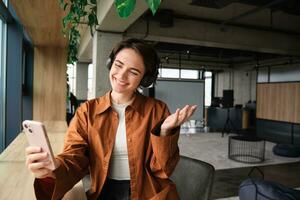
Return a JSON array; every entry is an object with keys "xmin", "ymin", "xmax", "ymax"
[{"xmin": 26, "ymin": 38, "xmax": 197, "ymax": 200}]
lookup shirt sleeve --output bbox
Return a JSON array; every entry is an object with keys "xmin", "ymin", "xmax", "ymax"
[
  {"xmin": 34, "ymin": 104, "xmax": 90, "ymax": 200},
  {"xmin": 150, "ymin": 102, "xmax": 180, "ymax": 179}
]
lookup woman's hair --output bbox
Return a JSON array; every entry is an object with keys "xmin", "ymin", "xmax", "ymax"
[{"xmin": 107, "ymin": 38, "xmax": 160, "ymax": 87}]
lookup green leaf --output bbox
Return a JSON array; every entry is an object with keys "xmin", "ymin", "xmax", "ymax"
[
  {"xmin": 80, "ymin": 0, "xmax": 88, "ymax": 7},
  {"xmin": 145, "ymin": 0, "xmax": 161, "ymax": 15},
  {"xmin": 59, "ymin": 0, "xmax": 99, "ymax": 64},
  {"xmin": 90, "ymin": 0, "xmax": 97, "ymax": 4},
  {"xmin": 63, "ymin": 3, "xmax": 68, "ymax": 11},
  {"xmin": 88, "ymin": 14, "xmax": 95, "ymax": 25},
  {"xmin": 114, "ymin": 0, "xmax": 136, "ymax": 18},
  {"xmin": 91, "ymin": 6, "xmax": 97, "ymax": 12}
]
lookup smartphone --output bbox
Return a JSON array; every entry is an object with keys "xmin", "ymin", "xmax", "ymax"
[{"xmin": 22, "ymin": 120, "xmax": 56, "ymax": 170}]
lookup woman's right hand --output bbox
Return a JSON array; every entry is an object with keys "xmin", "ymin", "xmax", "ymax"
[{"xmin": 25, "ymin": 146, "xmax": 58, "ymax": 179}]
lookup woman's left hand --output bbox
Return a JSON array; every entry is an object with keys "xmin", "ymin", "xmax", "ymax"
[{"xmin": 160, "ymin": 105, "xmax": 197, "ymax": 136}]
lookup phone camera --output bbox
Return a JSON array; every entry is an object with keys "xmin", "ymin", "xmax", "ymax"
[{"xmin": 29, "ymin": 129, "xmax": 33, "ymax": 133}]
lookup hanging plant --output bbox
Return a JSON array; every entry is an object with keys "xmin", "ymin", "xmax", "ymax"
[
  {"xmin": 59, "ymin": 0, "xmax": 98, "ymax": 64},
  {"xmin": 114, "ymin": 0, "xmax": 161, "ymax": 18},
  {"xmin": 60, "ymin": 0, "xmax": 161, "ymax": 64}
]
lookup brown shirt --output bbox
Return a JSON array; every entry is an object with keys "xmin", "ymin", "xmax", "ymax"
[{"xmin": 35, "ymin": 91, "xmax": 180, "ymax": 200}]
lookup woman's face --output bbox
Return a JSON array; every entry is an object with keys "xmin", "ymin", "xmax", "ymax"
[{"xmin": 109, "ymin": 48, "xmax": 145, "ymax": 96}]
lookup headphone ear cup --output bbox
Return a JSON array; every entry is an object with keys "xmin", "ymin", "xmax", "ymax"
[
  {"xmin": 141, "ymin": 75, "xmax": 156, "ymax": 88},
  {"xmin": 140, "ymin": 76, "xmax": 152, "ymax": 88},
  {"xmin": 140, "ymin": 65, "xmax": 159, "ymax": 87},
  {"xmin": 106, "ymin": 57, "xmax": 112, "ymax": 70}
]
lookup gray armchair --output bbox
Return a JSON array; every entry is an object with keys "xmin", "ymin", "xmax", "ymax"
[
  {"xmin": 171, "ymin": 156, "xmax": 215, "ymax": 200},
  {"xmin": 82, "ymin": 156, "xmax": 215, "ymax": 200}
]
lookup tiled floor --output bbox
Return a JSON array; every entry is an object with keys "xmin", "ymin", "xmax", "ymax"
[{"xmin": 178, "ymin": 132, "xmax": 300, "ymax": 199}]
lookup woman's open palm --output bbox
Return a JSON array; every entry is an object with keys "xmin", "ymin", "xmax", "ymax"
[{"xmin": 160, "ymin": 105, "xmax": 197, "ymax": 136}]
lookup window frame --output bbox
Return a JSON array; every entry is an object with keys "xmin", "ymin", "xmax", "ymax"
[
  {"xmin": 0, "ymin": 0, "xmax": 9, "ymax": 152},
  {"xmin": 158, "ymin": 67, "xmax": 201, "ymax": 80}
]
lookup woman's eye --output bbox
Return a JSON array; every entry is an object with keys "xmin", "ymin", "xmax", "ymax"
[
  {"xmin": 115, "ymin": 64, "xmax": 122, "ymax": 68},
  {"xmin": 130, "ymin": 71, "xmax": 138, "ymax": 76}
]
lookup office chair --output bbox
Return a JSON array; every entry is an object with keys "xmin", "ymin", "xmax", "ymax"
[{"xmin": 171, "ymin": 156, "xmax": 215, "ymax": 200}]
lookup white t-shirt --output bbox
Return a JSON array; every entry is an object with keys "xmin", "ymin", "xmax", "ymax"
[{"xmin": 108, "ymin": 100, "xmax": 133, "ymax": 180}]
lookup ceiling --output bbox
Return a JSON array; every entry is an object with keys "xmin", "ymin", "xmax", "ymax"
[
  {"xmin": 153, "ymin": 41, "xmax": 285, "ymax": 66},
  {"xmin": 8, "ymin": 0, "xmax": 300, "ymax": 66},
  {"xmin": 142, "ymin": 0, "xmax": 300, "ymax": 68},
  {"xmin": 158, "ymin": 0, "xmax": 300, "ymax": 32},
  {"xmin": 190, "ymin": 0, "xmax": 300, "ymax": 16},
  {"xmin": 9, "ymin": 0, "xmax": 68, "ymax": 47}
]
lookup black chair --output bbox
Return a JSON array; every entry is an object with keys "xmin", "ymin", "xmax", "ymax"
[{"xmin": 171, "ymin": 156, "xmax": 215, "ymax": 200}]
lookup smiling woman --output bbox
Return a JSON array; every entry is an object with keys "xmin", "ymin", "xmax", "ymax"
[{"xmin": 25, "ymin": 38, "xmax": 197, "ymax": 200}]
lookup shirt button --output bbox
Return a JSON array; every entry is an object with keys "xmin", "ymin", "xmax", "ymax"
[
  {"xmin": 104, "ymin": 162, "xmax": 108, "ymax": 168},
  {"xmin": 128, "ymin": 138, "xmax": 132, "ymax": 142}
]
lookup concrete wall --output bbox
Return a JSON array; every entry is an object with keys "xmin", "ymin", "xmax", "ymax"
[
  {"xmin": 75, "ymin": 62, "xmax": 88, "ymax": 100},
  {"xmin": 215, "ymin": 68, "xmax": 257, "ymax": 106}
]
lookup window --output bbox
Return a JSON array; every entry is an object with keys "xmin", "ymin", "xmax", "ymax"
[
  {"xmin": 67, "ymin": 64, "xmax": 76, "ymax": 94},
  {"xmin": 158, "ymin": 68, "xmax": 200, "ymax": 80},
  {"xmin": 181, "ymin": 69, "xmax": 199, "ymax": 79},
  {"xmin": 87, "ymin": 63, "xmax": 93, "ymax": 99},
  {"xmin": 160, "ymin": 68, "xmax": 179, "ymax": 78},
  {"xmin": 204, "ymin": 71, "xmax": 212, "ymax": 107}
]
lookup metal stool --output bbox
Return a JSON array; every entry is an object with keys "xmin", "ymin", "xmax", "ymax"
[{"xmin": 228, "ymin": 135, "xmax": 265, "ymax": 163}]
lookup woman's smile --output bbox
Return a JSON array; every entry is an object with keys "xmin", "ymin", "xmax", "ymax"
[{"xmin": 113, "ymin": 76, "xmax": 129, "ymax": 87}]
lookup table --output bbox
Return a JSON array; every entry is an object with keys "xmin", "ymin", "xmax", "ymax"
[
  {"xmin": 0, "ymin": 121, "xmax": 86, "ymax": 200},
  {"xmin": 228, "ymin": 135, "xmax": 265, "ymax": 163}
]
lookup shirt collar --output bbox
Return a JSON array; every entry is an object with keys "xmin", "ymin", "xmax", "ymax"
[{"xmin": 95, "ymin": 91, "xmax": 145, "ymax": 116}]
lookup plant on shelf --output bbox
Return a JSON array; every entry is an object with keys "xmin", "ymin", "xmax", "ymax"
[{"xmin": 60, "ymin": 0, "xmax": 161, "ymax": 64}]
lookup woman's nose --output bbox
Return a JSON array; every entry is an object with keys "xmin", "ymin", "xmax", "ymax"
[{"xmin": 117, "ymin": 68, "xmax": 127, "ymax": 79}]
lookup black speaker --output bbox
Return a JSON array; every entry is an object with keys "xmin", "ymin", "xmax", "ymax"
[{"xmin": 222, "ymin": 90, "xmax": 234, "ymax": 107}]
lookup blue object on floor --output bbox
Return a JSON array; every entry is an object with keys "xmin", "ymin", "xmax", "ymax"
[
  {"xmin": 273, "ymin": 144, "xmax": 300, "ymax": 157},
  {"xmin": 239, "ymin": 178, "xmax": 300, "ymax": 200}
]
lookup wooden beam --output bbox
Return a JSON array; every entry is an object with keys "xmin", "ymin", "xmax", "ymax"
[{"xmin": 9, "ymin": 0, "xmax": 67, "ymax": 47}]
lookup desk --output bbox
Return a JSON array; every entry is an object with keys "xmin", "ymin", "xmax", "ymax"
[
  {"xmin": 0, "ymin": 132, "xmax": 65, "ymax": 162},
  {"xmin": 0, "ymin": 121, "xmax": 86, "ymax": 200}
]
